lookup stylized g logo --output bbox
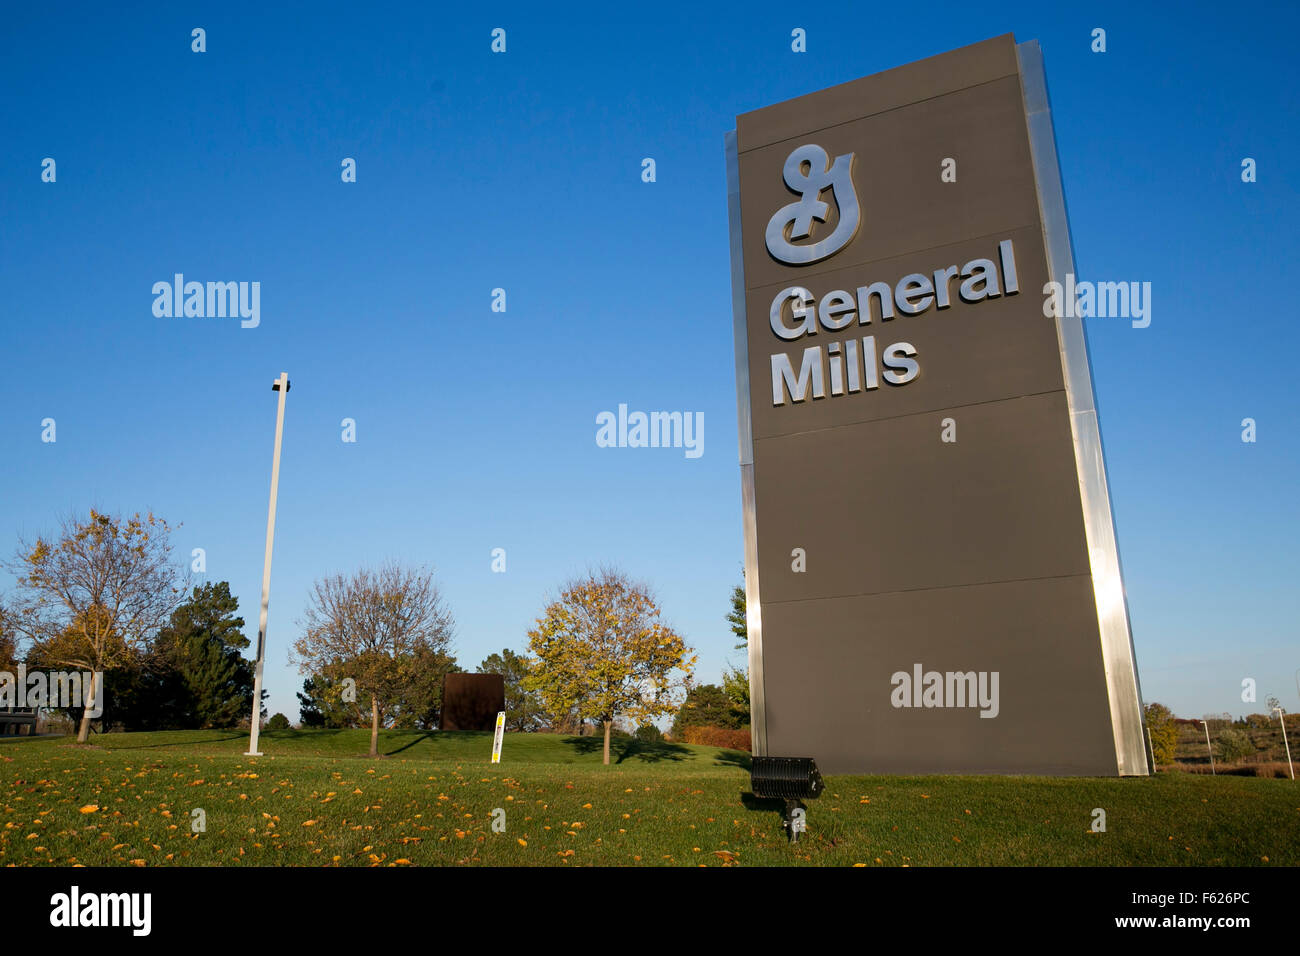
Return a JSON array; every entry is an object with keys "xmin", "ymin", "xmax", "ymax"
[{"xmin": 765, "ymin": 144, "xmax": 860, "ymax": 265}]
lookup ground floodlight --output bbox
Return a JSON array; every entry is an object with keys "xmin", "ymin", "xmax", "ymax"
[{"xmin": 750, "ymin": 756, "xmax": 824, "ymax": 842}]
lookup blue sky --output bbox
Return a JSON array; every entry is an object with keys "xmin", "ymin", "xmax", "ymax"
[{"xmin": 1, "ymin": 1, "xmax": 1296, "ymax": 723}]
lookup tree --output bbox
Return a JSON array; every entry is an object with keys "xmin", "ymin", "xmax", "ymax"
[
  {"xmin": 727, "ymin": 577, "xmax": 747, "ymax": 651},
  {"xmin": 389, "ymin": 645, "xmax": 461, "ymax": 729},
  {"xmin": 266, "ymin": 712, "xmax": 291, "ymax": 731},
  {"xmin": 672, "ymin": 683, "xmax": 737, "ymax": 735},
  {"xmin": 721, "ymin": 664, "xmax": 750, "ymax": 727},
  {"xmin": 0, "ymin": 601, "xmax": 17, "ymax": 673},
  {"xmin": 23, "ymin": 583, "xmax": 264, "ymax": 734},
  {"xmin": 634, "ymin": 723, "xmax": 663, "ymax": 744},
  {"xmin": 1201, "ymin": 712, "xmax": 1233, "ymax": 735},
  {"xmin": 479, "ymin": 648, "xmax": 546, "ymax": 732},
  {"xmin": 152, "ymin": 582, "xmax": 254, "ymax": 729},
  {"xmin": 296, "ymin": 675, "xmax": 365, "ymax": 729},
  {"xmin": 7, "ymin": 510, "xmax": 185, "ymax": 742},
  {"xmin": 548, "ymin": 703, "xmax": 588, "ymax": 736},
  {"xmin": 1216, "ymin": 727, "xmax": 1255, "ymax": 763},
  {"xmin": 1144, "ymin": 702, "xmax": 1178, "ymax": 767},
  {"xmin": 525, "ymin": 567, "xmax": 695, "ymax": 765},
  {"xmin": 26, "ymin": 631, "xmax": 155, "ymax": 732},
  {"xmin": 291, "ymin": 562, "xmax": 455, "ymax": 757}
]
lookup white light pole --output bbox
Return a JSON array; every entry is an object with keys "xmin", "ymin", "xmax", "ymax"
[
  {"xmin": 246, "ymin": 372, "xmax": 290, "ymax": 757},
  {"xmin": 1201, "ymin": 719, "xmax": 1215, "ymax": 775},
  {"xmin": 1273, "ymin": 706, "xmax": 1294, "ymax": 780}
]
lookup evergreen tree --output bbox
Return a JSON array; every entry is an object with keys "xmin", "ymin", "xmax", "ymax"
[
  {"xmin": 672, "ymin": 683, "xmax": 739, "ymax": 736},
  {"xmin": 727, "ymin": 575, "xmax": 747, "ymax": 651},
  {"xmin": 153, "ymin": 582, "xmax": 254, "ymax": 729},
  {"xmin": 296, "ymin": 673, "xmax": 364, "ymax": 729}
]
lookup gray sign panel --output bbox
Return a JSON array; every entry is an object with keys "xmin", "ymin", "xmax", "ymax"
[{"xmin": 726, "ymin": 35, "xmax": 1149, "ymax": 775}]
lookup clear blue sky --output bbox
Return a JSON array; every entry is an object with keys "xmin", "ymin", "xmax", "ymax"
[{"xmin": 1, "ymin": 1, "xmax": 1296, "ymax": 723}]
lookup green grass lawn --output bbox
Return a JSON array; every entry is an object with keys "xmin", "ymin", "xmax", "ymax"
[{"xmin": 2, "ymin": 729, "xmax": 1296, "ymax": 867}]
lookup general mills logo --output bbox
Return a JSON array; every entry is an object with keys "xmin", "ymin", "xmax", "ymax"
[{"xmin": 765, "ymin": 144, "xmax": 860, "ymax": 265}]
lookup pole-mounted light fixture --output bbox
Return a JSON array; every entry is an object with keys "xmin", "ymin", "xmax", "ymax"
[
  {"xmin": 246, "ymin": 372, "xmax": 290, "ymax": 757},
  {"xmin": 1273, "ymin": 706, "xmax": 1294, "ymax": 781}
]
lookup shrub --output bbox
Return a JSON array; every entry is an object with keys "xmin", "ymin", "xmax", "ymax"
[
  {"xmin": 1216, "ymin": 727, "xmax": 1254, "ymax": 763},
  {"xmin": 633, "ymin": 723, "xmax": 663, "ymax": 744},
  {"xmin": 722, "ymin": 666, "xmax": 750, "ymax": 727},
  {"xmin": 1178, "ymin": 760, "xmax": 1292, "ymax": 778},
  {"xmin": 1144, "ymin": 702, "xmax": 1179, "ymax": 766},
  {"xmin": 680, "ymin": 725, "xmax": 751, "ymax": 752},
  {"xmin": 672, "ymin": 684, "xmax": 741, "ymax": 736},
  {"xmin": 266, "ymin": 713, "xmax": 291, "ymax": 731},
  {"xmin": 1246, "ymin": 761, "xmax": 1297, "ymax": 779}
]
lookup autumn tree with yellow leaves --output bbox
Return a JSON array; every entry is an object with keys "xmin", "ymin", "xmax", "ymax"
[
  {"xmin": 6, "ymin": 509, "xmax": 186, "ymax": 742},
  {"xmin": 0, "ymin": 600, "xmax": 17, "ymax": 673},
  {"xmin": 525, "ymin": 567, "xmax": 695, "ymax": 765}
]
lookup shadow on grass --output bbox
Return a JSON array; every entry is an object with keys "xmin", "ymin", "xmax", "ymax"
[
  {"xmin": 77, "ymin": 732, "xmax": 247, "ymax": 751},
  {"xmin": 561, "ymin": 735, "xmax": 692, "ymax": 763},
  {"xmin": 739, "ymin": 790, "xmax": 790, "ymax": 828},
  {"xmin": 382, "ymin": 730, "xmax": 491, "ymax": 756},
  {"xmin": 91, "ymin": 728, "xmax": 355, "ymax": 751},
  {"xmin": 262, "ymin": 728, "xmax": 348, "ymax": 741},
  {"xmin": 383, "ymin": 731, "xmax": 435, "ymax": 755},
  {"xmin": 713, "ymin": 749, "xmax": 752, "ymax": 771}
]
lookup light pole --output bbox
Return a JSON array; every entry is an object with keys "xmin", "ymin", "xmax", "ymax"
[
  {"xmin": 246, "ymin": 372, "xmax": 290, "ymax": 757},
  {"xmin": 1273, "ymin": 706, "xmax": 1294, "ymax": 780},
  {"xmin": 1201, "ymin": 719, "xmax": 1215, "ymax": 775}
]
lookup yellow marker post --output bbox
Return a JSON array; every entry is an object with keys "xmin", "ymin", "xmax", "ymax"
[{"xmin": 491, "ymin": 711, "xmax": 506, "ymax": 764}]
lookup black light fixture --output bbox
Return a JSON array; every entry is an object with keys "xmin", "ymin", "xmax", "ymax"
[{"xmin": 750, "ymin": 756, "xmax": 824, "ymax": 842}]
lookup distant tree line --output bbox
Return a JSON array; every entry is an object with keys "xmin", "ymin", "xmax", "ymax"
[
  {"xmin": 7, "ymin": 576, "xmax": 261, "ymax": 733},
  {"xmin": 654, "ymin": 574, "xmax": 752, "ymax": 750},
  {"xmin": 1, "ymin": 510, "xmax": 728, "ymax": 764},
  {"xmin": 1, "ymin": 510, "xmax": 265, "ymax": 736},
  {"xmin": 1146, "ymin": 700, "xmax": 1298, "ymax": 768}
]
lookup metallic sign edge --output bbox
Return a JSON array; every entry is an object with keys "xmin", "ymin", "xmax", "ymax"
[
  {"xmin": 1016, "ymin": 39, "xmax": 1151, "ymax": 776},
  {"xmin": 726, "ymin": 129, "xmax": 768, "ymax": 757}
]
